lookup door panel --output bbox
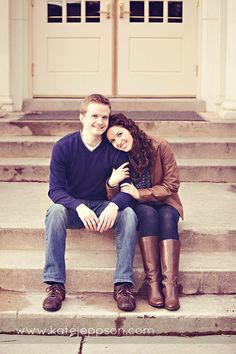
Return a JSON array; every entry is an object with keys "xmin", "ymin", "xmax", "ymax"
[
  {"xmin": 33, "ymin": 0, "xmax": 113, "ymax": 96},
  {"xmin": 117, "ymin": 0, "xmax": 197, "ymax": 96}
]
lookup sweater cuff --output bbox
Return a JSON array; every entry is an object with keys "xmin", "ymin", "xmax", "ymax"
[{"xmin": 106, "ymin": 178, "xmax": 119, "ymax": 189}]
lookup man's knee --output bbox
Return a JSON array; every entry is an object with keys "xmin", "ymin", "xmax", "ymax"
[
  {"xmin": 46, "ymin": 204, "xmax": 67, "ymax": 225},
  {"xmin": 117, "ymin": 207, "xmax": 138, "ymax": 226}
]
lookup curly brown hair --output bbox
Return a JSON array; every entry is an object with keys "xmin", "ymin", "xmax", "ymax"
[{"xmin": 108, "ymin": 113, "xmax": 156, "ymax": 180}]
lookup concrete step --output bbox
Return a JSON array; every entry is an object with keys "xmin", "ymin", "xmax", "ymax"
[
  {"xmin": 22, "ymin": 98, "xmax": 206, "ymax": 112},
  {"xmin": 1, "ymin": 227, "xmax": 235, "ymax": 253},
  {"xmin": 179, "ymin": 159, "xmax": 236, "ymax": 182},
  {"xmin": 1, "ymin": 136, "xmax": 236, "ymax": 159},
  {"xmin": 1, "ymin": 335, "xmax": 236, "ymax": 354},
  {"xmin": 0, "ymin": 290, "xmax": 235, "ymax": 335},
  {"xmin": 0, "ymin": 158, "xmax": 49, "ymax": 182},
  {"xmin": 0, "ymin": 136, "xmax": 58, "ymax": 158},
  {"xmin": 0, "ymin": 182, "xmax": 235, "ymax": 252},
  {"xmin": 0, "ymin": 157, "xmax": 235, "ymax": 182},
  {"xmin": 0, "ymin": 249, "xmax": 235, "ymax": 294},
  {"xmin": 1, "ymin": 117, "xmax": 236, "ymax": 137}
]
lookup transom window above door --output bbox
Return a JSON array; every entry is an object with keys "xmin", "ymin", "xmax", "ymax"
[
  {"xmin": 47, "ymin": 1, "xmax": 101, "ymax": 23},
  {"xmin": 47, "ymin": 1, "xmax": 183, "ymax": 24},
  {"xmin": 128, "ymin": 0, "xmax": 183, "ymax": 23}
]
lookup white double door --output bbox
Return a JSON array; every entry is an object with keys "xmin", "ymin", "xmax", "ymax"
[{"xmin": 33, "ymin": 0, "xmax": 197, "ymax": 96}]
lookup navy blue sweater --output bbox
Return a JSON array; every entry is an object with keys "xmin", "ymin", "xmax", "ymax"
[{"xmin": 48, "ymin": 131, "xmax": 131, "ymax": 210}]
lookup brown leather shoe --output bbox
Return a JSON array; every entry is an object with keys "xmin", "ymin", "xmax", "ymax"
[
  {"xmin": 114, "ymin": 283, "xmax": 136, "ymax": 311},
  {"xmin": 139, "ymin": 236, "xmax": 164, "ymax": 308},
  {"xmin": 42, "ymin": 284, "xmax": 66, "ymax": 312}
]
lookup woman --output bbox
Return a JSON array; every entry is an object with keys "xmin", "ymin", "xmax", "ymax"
[{"xmin": 106, "ymin": 113, "xmax": 183, "ymax": 311}]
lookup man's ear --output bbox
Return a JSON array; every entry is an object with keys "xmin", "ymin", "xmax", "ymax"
[{"xmin": 79, "ymin": 113, "xmax": 84, "ymax": 123}]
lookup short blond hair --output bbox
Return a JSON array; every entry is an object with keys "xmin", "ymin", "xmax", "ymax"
[{"xmin": 80, "ymin": 94, "xmax": 111, "ymax": 115}]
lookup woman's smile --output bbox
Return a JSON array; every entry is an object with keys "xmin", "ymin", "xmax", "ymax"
[{"xmin": 107, "ymin": 126, "xmax": 133, "ymax": 152}]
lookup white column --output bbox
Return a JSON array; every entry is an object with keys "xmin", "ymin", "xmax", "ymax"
[
  {"xmin": 10, "ymin": 0, "xmax": 32, "ymax": 111},
  {"xmin": 198, "ymin": 0, "xmax": 222, "ymax": 112},
  {"xmin": 220, "ymin": 0, "xmax": 236, "ymax": 119},
  {"xmin": 0, "ymin": 0, "xmax": 13, "ymax": 111}
]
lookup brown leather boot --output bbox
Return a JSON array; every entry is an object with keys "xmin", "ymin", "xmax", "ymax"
[
  {"xmin": 160, "ymin": 239, "xmax": 180, "ymax": 311},
  {"xmin": 139, "ymin": 236, "xmax": 164, "ymax": 308}
]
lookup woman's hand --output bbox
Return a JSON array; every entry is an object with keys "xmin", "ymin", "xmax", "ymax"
[
  {"xmin": 120, "ymin": 183, "xmax": 140, "ymax": 200},
  {"xmin": 108, "ymin": 162, "xmax": 130, "ymax": 187}
]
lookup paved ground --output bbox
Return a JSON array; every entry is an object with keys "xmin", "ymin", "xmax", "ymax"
[{"xmin": 0, "ymin": 334, "xmax": 236, "ymax": 354}]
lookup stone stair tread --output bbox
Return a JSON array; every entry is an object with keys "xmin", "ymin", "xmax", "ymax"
[
  {"xmin": 0, "ymin": 249, "xmax": 235, "ymax": 271},
  {"xmin": 0, "ymin": 290, "xmax": 235, "ymax": 335},
  {"xmin": 179, "ymin": 159, "xmax": 236, "ymax": 166},
  {"xmin": 1, "ymin": 157, "xmax": 236, "ymax": 165},
  {"xmin": 2, "ymin": 119, "xmax": 236, "ymax": 137},
  {"xmin": 1, "ymin": 135, "xmax": 236, "ymax": 143},
  {"xmin": 22, "ymin": 97, "xmax": 207, "ymax": 111},
  {"xmin": 1, "ymin": 227, "xmax": 235, "ymax": 252},
  {"xmin": 164, "ymin": 137, "xmax": 236, "ymax": 143},
  {"xmin": 0, "ymin": 182, "xmax": 235, "ymax": 233},
  {"xmin": 0, "ymin": 157, "xmax": 50, "ymax": 165},
  {"xmin": 0, "ymin": 136, "xmax": 59, "ymax": 142}
]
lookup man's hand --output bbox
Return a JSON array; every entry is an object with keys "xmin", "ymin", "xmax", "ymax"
[
  {"xmin": 108, "ymin": 162, "xmax": 130, "ymax": 187},
  {"xmin": 97, "ymin": 202, "xmax": 119, "ymax": 233},
  {"xmin": 76, "ymin": 204, "xmax": 99, "ymax": 231},
  {"xmin": 121, "ymin": 183, "xmax": 140, "ymax": 200}
]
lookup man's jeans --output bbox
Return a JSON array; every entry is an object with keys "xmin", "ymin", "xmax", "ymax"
[{"xmin": 43, "ymin": 201, "xmax": 138, "ymax": 285}]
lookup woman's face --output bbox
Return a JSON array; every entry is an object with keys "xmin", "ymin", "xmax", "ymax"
[{"xmin": 107, "ymin": 125, "xmax": 134, "ymax": 152}]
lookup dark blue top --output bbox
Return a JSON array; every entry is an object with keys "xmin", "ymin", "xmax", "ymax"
[
  {"xmin": 134, "ymin": 169, "xmax": 152, "ymax": 189},
  {"xmin": 48, "ymin": 131, "xmax": 132, "ymax": 210}
]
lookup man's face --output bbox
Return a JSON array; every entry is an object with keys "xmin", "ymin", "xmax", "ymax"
[{"xmin": 80, "ymin": 103, "xmax": 110, "ymax": 137}]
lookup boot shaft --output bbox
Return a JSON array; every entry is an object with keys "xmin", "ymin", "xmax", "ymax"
[
  {"xmin": 160, "ymin": 239, "xmax": 180, "ymax": 283},
  {"xmin": 160, "ymin": 239, "xmax": 180, "ymax": 311},
  {"xmin": 139, "ymin": 236, "xmax": 161, "ymax": 280},
  {"xmin": 139, "ymin": 236, "xmax": 164, "ymax": 308}
]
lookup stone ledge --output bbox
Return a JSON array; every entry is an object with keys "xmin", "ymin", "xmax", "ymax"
[{"xmin": 0, "ymin": 291, "xmax": 235, "ymax": 335}]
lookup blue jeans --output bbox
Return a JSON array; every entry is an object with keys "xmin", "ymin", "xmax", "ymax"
[{"xmin": 43, "ymin": 201, "xmax": 138, "ymax": 285}]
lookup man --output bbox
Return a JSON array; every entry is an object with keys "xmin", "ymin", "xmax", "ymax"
[{"xmin": 42, "ymin": 94, "xmax": 138, "ymax": 312}]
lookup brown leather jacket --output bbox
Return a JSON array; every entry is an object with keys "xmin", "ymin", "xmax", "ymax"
[{"xmin": 106, "ymin": 136, "xmax": 184, "ymax": 219}]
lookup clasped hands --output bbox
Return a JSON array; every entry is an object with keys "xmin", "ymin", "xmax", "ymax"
[
  {"xmin": 76, "ymin": 202, "xmax": 118, "ymax": 233},
  {"xmin": 108, "ymin": 162, "xmax": 140, "ymax": 200}
]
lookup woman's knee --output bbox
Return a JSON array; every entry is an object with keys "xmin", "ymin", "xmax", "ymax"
[
  {"xmin": 158, "ymin": 205, "xmax": 179, "ymax": 224},
  {"xmin": 134, "ymin": 204, "xmax": 158, "ymax": 220},
  {"xmin": 158, "ymin": 205, "xmax": 180, "ymax": 240},
  {"xmin": 134, "ymin": 204, "xmax": 159, "ymax": 236}
]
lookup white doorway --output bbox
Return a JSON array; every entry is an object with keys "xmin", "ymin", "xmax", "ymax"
[{"xmin": 33, "ymin": 0, "xmax": 197, "ymax": 96}]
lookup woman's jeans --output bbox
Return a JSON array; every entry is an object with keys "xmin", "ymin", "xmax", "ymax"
[
  {"xmin": 134, "ymin": 202, "xmax": 180, "ymax": 240},
  {"xmin": 43, "ymin": 201, "xmax": 138, "ymax": 285}
]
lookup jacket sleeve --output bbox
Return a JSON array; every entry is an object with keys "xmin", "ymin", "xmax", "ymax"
[{"xmin": 138, "ymin": 140, "xmax": 180, "ymax": 203}]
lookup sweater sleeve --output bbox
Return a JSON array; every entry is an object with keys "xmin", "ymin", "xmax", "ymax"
[
  {"xmin": 138, "ymin": 140, "xmax": 180, "ymax": 202},
  {"xmin": 48, "ymin": 142, "xmax": 84, "ymax": 210}
]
